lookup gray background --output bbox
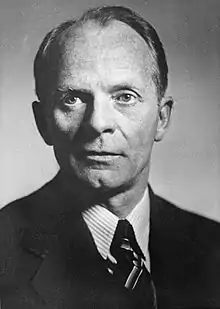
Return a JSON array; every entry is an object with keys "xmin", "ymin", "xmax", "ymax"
[{"xmin": 0, "ymin": 0, "xmax": 220, "ymax": 221}]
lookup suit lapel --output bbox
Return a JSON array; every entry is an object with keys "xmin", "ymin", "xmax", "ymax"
[
  {"xmin": 23, "ymin": 210, "xmax": 117, "ymax": 308},
  {"xmin": 20, "ymin": 183, "xmax": 160, "ymax": 308},
  {"xmin": 148, "ymin": 186, "xmax": 183, "ymax": 307},
  {"xmin": 148, "ymin": 185, "xmax": 163, "ymax": 279},
  {"xmin": 24, "ymin": 207, "xmax": 137, "ymax": 309},
  {"xmin": 21, "ymin": 224, "xmax": 64, "ymax": 307},
  {"xmin": 148, "ymin": 186, "xmax": 217, "ymax": 308},
  {"xmin": 21, "ymin": 180, "xmax": 220, "ymax": 309}
]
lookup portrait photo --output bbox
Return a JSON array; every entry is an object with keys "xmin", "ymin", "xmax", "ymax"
[{"xmin": 0, "ymin": 0, "xmax": 220, "ymax": 308}]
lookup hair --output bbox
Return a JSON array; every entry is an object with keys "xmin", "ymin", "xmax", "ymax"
[{"xmin": 34, "ymin": 5, "xmax": 168, "ymax": 102}]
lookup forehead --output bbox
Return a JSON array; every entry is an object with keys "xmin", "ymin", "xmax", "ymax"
[{"xmin": 56, "ymin": 20, "xmax": 155, "ymax": 87}]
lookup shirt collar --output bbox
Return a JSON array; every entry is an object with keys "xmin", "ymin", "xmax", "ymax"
[
  {"xmin": 126, "ymin": 188, "xmax": 150, "ymax": 262},
  {"xmin": 82, "ymin": 187, "xmax": 150, "ymax": 267},
  {"xmin": 83, "ymin": 205, "xmax": 118, "ymax": 260}
]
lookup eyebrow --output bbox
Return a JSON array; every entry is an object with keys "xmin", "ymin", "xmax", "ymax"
[
  {"xmin": 108, "ymin": 83, "xmax": 142, "ymax": 97},
  {"xmin": 57, "ymin": 87, "xmax": 92, "ymax": 95},
  {"xmin": 57, "ymin": 83, "xmax": 142, "ymax": 96}
]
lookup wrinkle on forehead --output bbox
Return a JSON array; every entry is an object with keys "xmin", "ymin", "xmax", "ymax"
[{"xmin": 58, "ymin": 20, "xmax": 155, "ymax": 81}]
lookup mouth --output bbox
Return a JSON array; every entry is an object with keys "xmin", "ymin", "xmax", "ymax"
[
  {"xmin": 84, "ymin": 150, "xmax": 121, "ymax": 156},
  {"xmin": 80, "ymin": 150, "xmax": 123, "ymax": 163}
]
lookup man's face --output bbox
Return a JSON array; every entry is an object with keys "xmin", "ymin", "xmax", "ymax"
[{"xmin": 40, "ymin": 21, "xmax": 166, "ymax": 190}]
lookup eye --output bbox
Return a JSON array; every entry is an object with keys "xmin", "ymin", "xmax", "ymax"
[
  {"xmin": 114, "ymin": 93, "xmax": 137, "ymax": 105},
  {"xmin": 64, "ymin": 96, "xmax": 82, "ymax": 106}
]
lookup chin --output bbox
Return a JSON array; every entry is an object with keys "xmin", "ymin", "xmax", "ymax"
[
  {"xmin": 79, "ymin": 168, "xmax": 134, "ymax": 191},
  {"xmin": 62, "ymin": 157, "xmax": 137, "ymax": 191},
  {"xmin": 67, "ymin": 165, "xmax": 118, "ymax": 187}
]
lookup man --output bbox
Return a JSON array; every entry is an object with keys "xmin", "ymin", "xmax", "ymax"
[{"xmin": 0, "ymin": 5, "xmax": 220, "ymax": 309}]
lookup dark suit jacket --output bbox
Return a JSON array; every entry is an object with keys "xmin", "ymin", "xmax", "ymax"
[{"xmin": 0, "ymin": 174, "xmax": 220, "ymax": 309}]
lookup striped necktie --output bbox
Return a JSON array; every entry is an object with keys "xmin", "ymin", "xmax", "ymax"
[{"xmin": 109, "ymin": 219, "xmax": 157, "ymax": 308}]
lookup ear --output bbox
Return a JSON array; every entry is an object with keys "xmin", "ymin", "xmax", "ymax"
[
  {"xmin": 32, "ymin": 101, "xmax": 53, "ymax": 146},
  {"xmin": 154, "ymin": 96, "xmax": 173, "ymax": 142}
]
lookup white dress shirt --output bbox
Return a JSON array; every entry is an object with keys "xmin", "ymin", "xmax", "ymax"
[{"xmin": 82, "ymin": 187, "xmax": 150, "ymax": 272}]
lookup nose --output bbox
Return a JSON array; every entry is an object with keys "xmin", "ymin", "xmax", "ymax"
[{"xmin": 85, "ymin": 93, "xmax": 116, "ymax": 134}]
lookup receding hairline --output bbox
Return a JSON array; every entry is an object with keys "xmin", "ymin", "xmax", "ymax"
[
  {"xmin": 34, "ymin": 6, "xmax": 168, "ymax": 101},
  {"xmin": 53, "ymin": 19, "xmax": 157, "ymax": 66},
  {"xmin": 41, "ymin": 18, "xmax": 156, "ymax": 64}
]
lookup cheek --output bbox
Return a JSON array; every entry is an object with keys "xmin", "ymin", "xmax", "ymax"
[
  {"xmin": 50, "ymin": 108, "xmax": 84, "ymax": 139},
  {"xmin": 125, "ymin": 108, "xmax": 158, "ymax": 155}
]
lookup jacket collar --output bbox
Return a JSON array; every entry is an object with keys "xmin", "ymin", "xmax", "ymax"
[
  {"xmin": 22, "ymin": 207, "xmax": 110, "ymax": 305},
  {"xmin": 21, "ymin": 181, "xmax": 160, "ymax": 305}
]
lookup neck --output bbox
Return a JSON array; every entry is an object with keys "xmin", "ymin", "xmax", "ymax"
[
  {"xmin": 101, "ymin": 180, "xmax": 149, "ymax": 218},
  {"xmin": 59, "ymin": 169, "xmax": 149, "ymax": 218}
]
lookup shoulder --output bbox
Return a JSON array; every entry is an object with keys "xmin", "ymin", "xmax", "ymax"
[
  {"xmin": 0, "ymin": 172, "xmax": 83, "ymax": 251},
  {"xmin": 150, "ymin": 191, "xmax": 220, "ymax": 307},
  {"xmin": 0, "ymin": 177, "xmax": 56, "ymax": 227},
  {"xmin": 150, "ymin": 189, "xmax": 220, "ymax": 255},
  {"xmin": 0, "ymin": 174, "xmax": 67, "ymax": 275},
  {"xmin": 154, "ymin": 192, "xmax": 220, "ymax": 234},
  {"xmin": 0, "ymin": 174, "xmax": 66, "ymax": 247}
]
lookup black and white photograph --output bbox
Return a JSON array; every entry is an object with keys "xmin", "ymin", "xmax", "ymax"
[{"xmin": 0, "ymin": 0, "xmax": 220, "ymax": 308}]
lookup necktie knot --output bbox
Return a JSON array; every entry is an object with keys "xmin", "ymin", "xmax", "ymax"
[
  {"xmin": 110, "ymin": 220, "xmax": 145, "ymax": 289},
  {"xmin": 110, "ymin": 219, "xmax": 144, "ymax": 261},
  {"xmin": 108, "ymin": 219, "xmax": 157, "ymax": 308}
]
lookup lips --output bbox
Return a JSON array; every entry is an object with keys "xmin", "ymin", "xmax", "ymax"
[
  {"xmin": 83, "ymin": 150, "xmax": 121, "ymax": 156},
  {"xmin": 76, "ymin": 150, "xmax": 124, "ymax": 164}
]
